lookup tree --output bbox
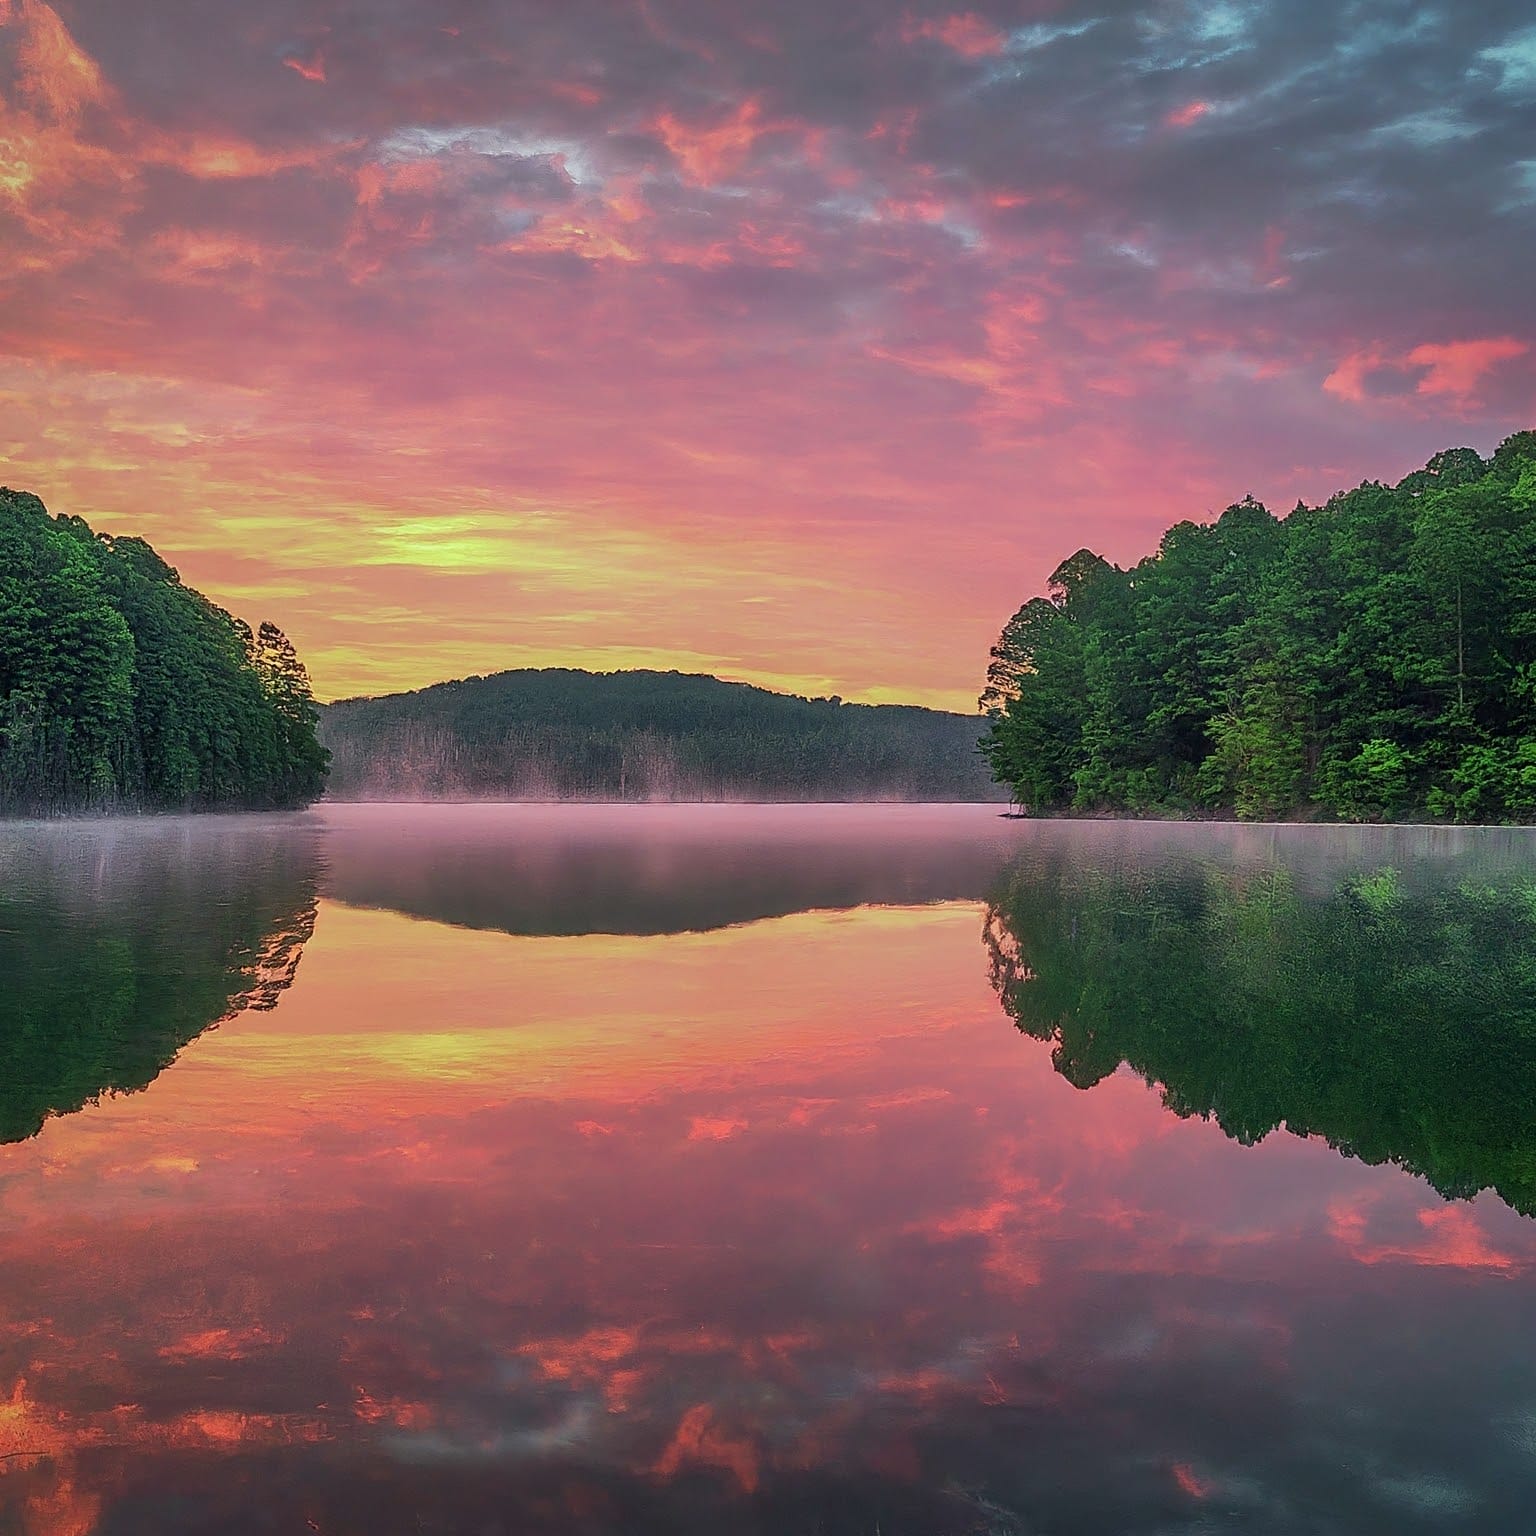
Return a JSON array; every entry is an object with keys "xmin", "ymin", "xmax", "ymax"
[
  {"xmin": 1, "ymin": 490, "xmax": 328, "ymax": 814},
  {"xmin": 980, "ymin": 434, "xmax": 1536, "ymax": 823},
  {"xmin": 1411, "ymin": 484, "xmax": 1498, "ymax": 718},
  {"xmin": 251, "ymin": 622, "xmax": 329, "ymax": 805},
  {"xmin": 979, "ymin": 552, "xmax": 1117, "ymax": 811},
  {"xmin": 319, "ymin": 668, "xmax": 1001, "ymax": 803}
]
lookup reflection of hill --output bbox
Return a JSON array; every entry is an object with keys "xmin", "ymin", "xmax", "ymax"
[
  {"xmin": 0, "ymin": 817, "xmax": 322, "ymax": 1143},
  {"xmin": 319, "ymin": 803, "xmax": 1023, "ymax": 935},
  {"xmin": 985, "ymin": 826, "xmax": 1536, "ymax": 1214}
]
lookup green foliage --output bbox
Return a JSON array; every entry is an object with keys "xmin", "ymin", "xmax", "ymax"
[
  {"xmin": 321, "ymin": 669, "xmax": 1001, "ymax": 801},
  {"xmin": 983, "ymin": 432, "xmax": 1536, "ymax": 821},
  {"xmin": 1322, "ymin": 738, "xmax": 1417, "ymax": 822},
  {"xmin": 1199, "ymin": 684, "xmax": 1306, "ymax": 819},
  {"xmin": 0, "ymin": 490, "xmax": 328, "ymax": 813},
  {"xmin": 985, "ymin": 845, "xmax": 1536, "ymax": 1213}
]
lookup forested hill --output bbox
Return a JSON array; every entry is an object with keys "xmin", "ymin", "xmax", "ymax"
[
  {"xmin": 1, "ymin": 489, "xmax": 327, "ymax": 815},
  {"xmin": 320, "ymin": 669, "xmax": 1000, "ymax": 801},
  {"xmin": 982, "ymin": 430, "xmax": 1536, "ymax": 822}
]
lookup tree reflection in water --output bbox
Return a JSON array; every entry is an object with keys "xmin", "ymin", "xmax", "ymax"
[
  {"xmin": 987, "ymin": 843, "xmax": 1536, "ymax": 1213},
  {"xmin": 0, "ymin": 818, "xmax": 321, "ymax": 1144}
]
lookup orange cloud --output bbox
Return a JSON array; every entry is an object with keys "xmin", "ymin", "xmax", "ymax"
[
  {"xmin": 3, "ymin": 0, "xmax": 1530, "ymax": 714},
  {"xmin": 144, "ymin": 133, "xmax": 339, "ymax": 180},
  {"xmin": 159, "ymin": 1325, "xmax": 282, "ymax": 1361},
  {"xmin": 0, "ymin": 1, "xmax": 124, "ymax": 258},
  {"xmin": 687, "ymin": 1114, "xmax": 749, "ymax": 1141},
  {"xmin": 520, "ymin": 1326, "xmax": 645, "ymax": 1384},
  {"xmin": 7, "ymin": 0, "xmax": 106, "ymax": 120},
  {"xmin": 652, "ymin": 96, "xmax": 786, "ymax": 185},
  {"xmin": 15, "ymin": 1471, "xmax": 101, "ymax": 1536},
  {"xmin": 149, "ymin": 228, "xmax": 283, "ymax": 279},
  {"xmin": 1172, "ymin": 1461, "xmax": 1214, "ymax": 1498},
  {"xmin": 653, "ymin": 1404, "xmax": 760, "ymax": 1492}
]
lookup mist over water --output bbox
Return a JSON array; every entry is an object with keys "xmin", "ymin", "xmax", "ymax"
[
  {"xmin": 318, "ymin": 802, "xmax": 1022, "ymax": 934},
  {"xmin": 2, "ymin": 806, "xmax": 1535, "ymax": 1533}
]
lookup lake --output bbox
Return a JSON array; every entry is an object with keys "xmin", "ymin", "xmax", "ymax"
[{"xmin": 3, "ymin": 803, "xmax": 1536, "ymax": 1533}]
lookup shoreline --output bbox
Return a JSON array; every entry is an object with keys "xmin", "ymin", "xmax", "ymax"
[{"xmin": 6, "ymin": 799, "xmax": 1536, "ymax": 831}]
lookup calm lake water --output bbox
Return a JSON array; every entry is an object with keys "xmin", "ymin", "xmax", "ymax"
[{"xmin": 3, "ymin": 803, "xmax": 1536, "ymax": 1533}]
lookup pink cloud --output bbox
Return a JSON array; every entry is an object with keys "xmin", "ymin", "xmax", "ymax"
[
  {"xmin": 283, "ymin": 52, "xmax": 326, "ymax": 83},
  {"xmin": 901, "ymin": 12, "xmax": 1008, "ymax": 58},
  {"xmin": 3, "ymin": 0, "xmax": 1531, "ymax": 709},
  {"xmin": 687, "ymin": 1115, "xmax": 748, "ymax": 1141},
  {"xmin": 1173, "ymin": 1462, "xmax": 1215, "ymax": 1499},
  {"xmin": 651, "ymin": 97, "xmax": 788, "ymax": 185},
  {"xmin": 1164, "ymin": 100, "xmax": 1211, "ymax": 129},
  {"xmin": 1325, "ymin": 337, "xmax": 1529, "ymax": 409},
  {"xmin": 1322, "ymin": 346, "xmax": 1388, "ymax": 404},
  {"xmin": 1327, "ymin": 1192, "xmax": 1520, "ymax": 1271},
  {"xmin": 1408, "ymin": 336, "xmax": 1530, "ymax": 401}
]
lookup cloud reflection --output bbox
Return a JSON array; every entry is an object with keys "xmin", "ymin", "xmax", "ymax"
[{"xmin": 4, "ymin": 809, "xmax": 1536, "ymax": 1531}]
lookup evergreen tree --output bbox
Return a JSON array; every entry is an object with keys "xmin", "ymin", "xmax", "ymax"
[
  {"xmin": 983, "ymin": 432, "xmax": 1536, "ymax": 822},
  {"xmin": 0, "ymin": 490, "xmax": 328, "ymax": 814}
]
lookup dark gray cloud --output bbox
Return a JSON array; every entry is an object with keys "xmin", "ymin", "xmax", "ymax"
[{"xmin": 55, "ymin": 0, "xmax": 1532, "ymax": 390}]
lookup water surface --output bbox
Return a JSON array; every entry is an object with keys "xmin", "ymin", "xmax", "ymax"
[{"xmin": 2, "ymin": 804, "xmax": 1536, "ymax": 1533}]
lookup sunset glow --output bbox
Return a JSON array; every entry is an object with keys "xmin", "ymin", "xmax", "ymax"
[{"xmin": 3, "ymin": 1, "xmax": 1533, "ymax": 705}]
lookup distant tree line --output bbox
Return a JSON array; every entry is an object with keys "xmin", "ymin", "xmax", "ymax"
[
  {"xmin": 0, "ymin": 489, "xmax": 327, "ymax": 814},
  {"xmin": 982, "ymin": 432, "xmax": 1536, "ymax": 821},
  {"xmin": 321, "ymin": 668, "xmax": 1001, "ymax": 802}
]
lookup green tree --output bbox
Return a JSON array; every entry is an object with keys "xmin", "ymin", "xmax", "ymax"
[
  {"xmin": 980, "ymin": 552, "xmax": 1115, "ymax": 811},
  {"xmin": 251, "ymin": 621, "xmax": 329, "ymax": 805},
  {"xmin": 1, "ymin": 490, "xmax": 328, "ymax": 814},
  {"xmin": 980, "ymin": 432, "xmax": 1536, "ymax": 823}
]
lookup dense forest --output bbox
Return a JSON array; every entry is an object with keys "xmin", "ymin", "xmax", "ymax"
[
  {"xmin": 982, "ymin": 431, "xmax": 1536, "ymax": 821},
  {"xmin": 0, "ymin": 489, "xmax": 327, "ymax": 814},
  {"xmin": 985, "ymin": 842, "xmax": 1536, "ymax": 1214},
  {"xmin": 321, "ymin": 669, "xmax": 1001, "ymax": 801},
  {"xmin": 0, "ymin": 818, "xmax": 319, "ymax": 1143}
]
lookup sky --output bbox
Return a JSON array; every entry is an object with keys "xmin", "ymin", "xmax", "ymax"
[{"xmin": 1, "ymin": 0, "xmax": 1534, "ymax": 709}]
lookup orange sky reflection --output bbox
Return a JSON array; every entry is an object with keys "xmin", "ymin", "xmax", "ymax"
[{"xmin": 2, "ymin": 897, "xmax": 1535, "ymax": 1532}]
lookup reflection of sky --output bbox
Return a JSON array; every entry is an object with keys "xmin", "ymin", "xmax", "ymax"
[{"xmin": 3, "ymin": 897, "xmax": 1536, "ymax": 1533}]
